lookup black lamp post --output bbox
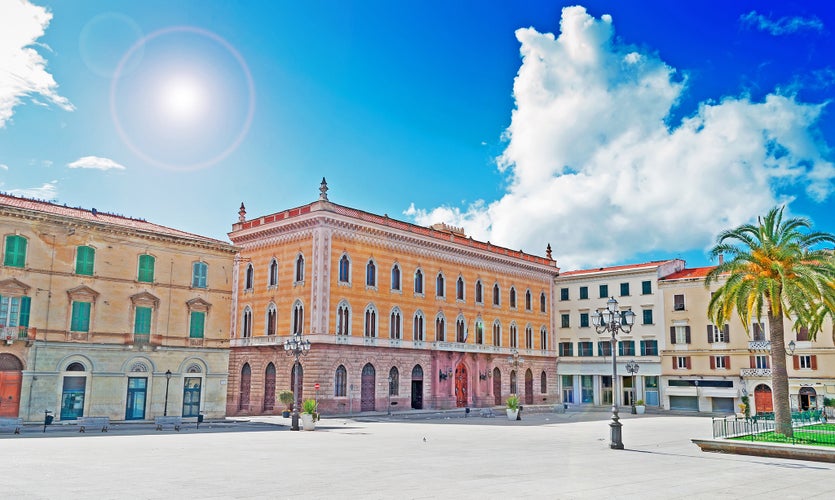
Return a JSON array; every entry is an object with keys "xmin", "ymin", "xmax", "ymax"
[
  {"xmin": 163, "ymin": 369, "xmax": 172, "ymax": 417},
  {"xmin": 592, "ymin": 297, "xmax": 635, "ymax": 450},
  {"xmin": 284, "ymin": 332, "xmax": 311, "ymax": 431},
  {"xmin": 625, "ymin": 360, "xmax": 639, "ymax": 414},
  {"xmin": 507, "ymin": 349, "xmax": 525, "ymax": 393}
]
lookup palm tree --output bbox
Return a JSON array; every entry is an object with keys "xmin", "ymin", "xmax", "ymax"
[{"xmin": 706, "ymin": 206, "xmax": 835, "ymax": 437}]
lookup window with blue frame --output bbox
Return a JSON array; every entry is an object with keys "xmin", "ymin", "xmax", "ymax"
[
  {"xmin": 70, "ymin": 301, "xmax": 91, "ymax": 332},
  {"xmin": 3, "ymin": 235, "xmax": 27, "ymax": 268},
  {"xmin": 192, "ymin": 262, "xmax": 208, "ymax": 288},
  {"xmin": 75, "ymin": 246, "xmax": 95, "ymax": 276},
  {"xmin": 578, "ymin": 341, "xmax": 594, "ymax": 356},
  {"xmin": 618, "ymin": 340, "xmax": 636, "ymax": 356},
  {"xmin": 640, "ymin": 339, "xmax": 658, "ymax": 356},
  {"xmin": 642, "ymin": 309, "xmax": 653, "ymax": 325},
  {"xmin": 558, "ymin": 342, "xmax": 573, "ymax": 357}
]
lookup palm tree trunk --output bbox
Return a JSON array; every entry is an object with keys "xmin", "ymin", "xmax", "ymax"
[{"xmin": 768, "ymin": 308, "xmax": 793, "ymax": 437}]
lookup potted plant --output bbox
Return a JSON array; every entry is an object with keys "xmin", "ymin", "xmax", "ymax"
[
  {"xmin": 737, "ymin": 402, "xmax": 748, "ymax": 419},
  {"xmin": 634, "ymin": 399, "xmax": 646, "ymax": 415},
  {"xmin": 279, "ymin": 390, "xmax": 294, "ymax": 418},
  {"xmin": 301, "ymin": 398, "xmax": 318, "ymax": 431},
  {"xmin": 740, "ymin": 395, "xmax": 751, "ymax": 419},
  {"xmin": 506, "ymin": 395, "xmax": 520, "ymax": 421}
]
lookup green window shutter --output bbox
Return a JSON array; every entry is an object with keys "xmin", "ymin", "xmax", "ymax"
[
  {"xmin": 190, "ymin": 311, "xmax": 205, "ymax": 338},
  {"xmin": 19, "ymin": 296, "xmax": 31, "ymax": 327},
  {"xmin": 75, "ymin": 246, "xmax": 95, "ymax": 275},
  {"xmin": 71, "ymin": 301, "xmax": 91, "ymax": 332},
  {"xmin": 134, "ymin": 307, "xmax": 152, "ymax": 334},
  {"xmin": 138, "ymin": 255, "xmax": 155, "ymax": 282},
  {"xmin": 4, "ymin": 235, "xmax": 27, "ymax": 268},
  {"xmin": 192, "ymin": 262, "xmax": 207, "ymax": 288}
]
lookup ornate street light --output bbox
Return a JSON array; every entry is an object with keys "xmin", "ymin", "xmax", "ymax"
[
  {"xmin": 625, "ymin": 360, "xmax": 639, "ymax": 414},
  {"xmin": 507, "ymin": 349, "xmax": 525, "ymax": 394},
  {"xmin": 592, "ymin": 297, "xmax": 635, "ymax": 450},
  {"xmin": 284, "ymin": 333, "xmax": 311, "ymax": 431},
  {"xmin": 163, "ymin": 369, "xmax": 172, "ymax": 417}
]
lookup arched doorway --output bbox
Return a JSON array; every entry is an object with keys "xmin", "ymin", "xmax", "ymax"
[
  {"xmin": 0, "ymin": 354, "xmax": 23, "ymax": 418},
  {"xmin": 361, "ymin": 363, "xmax": 376, "ymax": 411},
  {"xmin": 493, "ymin": 368, "xmax": 502, "ymax": 406},
  {"xmin": 754, "ymin": 384, "xmax": 773, "ymax": 414},
  {"xmin": 525, "ymin": 369, "xmax": 534, "ymax": 405},
  {"xmin": 238, "ymin": 363, "xmax": 251, "ymax": 412},
  {"xmin": 455, "ymin": 363, "xmax": 468, "ymax": 407},
  {"xmin": 410, "ymin": 365, "xmax": 423, "ymax": 409},
  {"xmin": 60, "ymin": 362, "xmax": 87, "ymax": 420},
  {"xmin": 799, "ymin": 387, "xmax": 817, "ymax": 410},
  {"xmin": 263, "ymin": 363, "xmax": 276, "ymax": 412}
]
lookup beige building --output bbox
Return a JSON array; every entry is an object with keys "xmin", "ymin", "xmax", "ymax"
[
  {"xmin": 0, "ymin": 194, "xmax": 236, "ymax": 422},
  {"xmin": 659, "ymin": 266, "xmax": 835, "ymax": 414},
  {"xmin": 554, "ymin": 260, "xmax": 684, "ymax": 409}
]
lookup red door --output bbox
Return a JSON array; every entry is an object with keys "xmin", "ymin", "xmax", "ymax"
[
  {"xmin": 361, "ymin": 363, "xmax": 376, "ymax": 411},
  {"xmin": 754, "ymin": 384, "xmax": 773, "ymax": 413},
  {"xmin": 525, "ymin": 369, "xmax": 534, "ymax": 405},
  {"xmin": 0, "ymin": 371, "xmax": 22, "ymax": 417},
  {"xmin": 455, "ymin": 364, "xmax": 468, "ymax": 407},
  {"xmin": 263, "ymin": 363, "xmax": 276, "ymax": 412},
  {"xmin": 492, "ymin": 368, "xmax": 502, "ymax": 406}
]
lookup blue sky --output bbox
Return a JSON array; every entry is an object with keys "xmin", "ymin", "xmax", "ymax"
[{"xmin": 1, "ymin": 1, "xmax": 833, "ymax": 270}]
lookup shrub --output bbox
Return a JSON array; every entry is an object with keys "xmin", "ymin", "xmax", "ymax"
[
  {"xmin": 302, "ymin": 398, "xmax": 318, "ymax": 414},
  {"xmin": 506, "ymin": 395, "xmax": 520, "ymax": 411}
]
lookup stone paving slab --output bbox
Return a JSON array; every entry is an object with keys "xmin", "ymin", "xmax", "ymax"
[{"xmin": 2, "ymin": 412, "xmax": 832, "ymax": 499}]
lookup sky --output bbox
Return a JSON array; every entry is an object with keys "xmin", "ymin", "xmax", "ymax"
[{"xmin": 1, "ymin": 0, "xmax": 834, "ymax": 271}]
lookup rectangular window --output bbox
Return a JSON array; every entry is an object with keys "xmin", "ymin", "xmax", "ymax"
[
  {"xmin": 753, "ymin": 355, "xmax": 770, "ymax": 369},
  {"xmin": 799, "ymin": 355, "xmax": 813, "ymax": 369},
  {"xmin": 579, "ymin": 313, "xmax": 589, "ymax": 328},
  {"xmin": 796, "ymin": 326, "xmax": 810, "ymax": 342},
  {"xmin": 642, "ymin": 309, "xmax": 653, "ymax": 325},
  {"xmin": 675, "ymin": 356, "xmax": 690, "ymax": 369},
  {"xmin": 0, "ymin": 295, "xmax": 31, "ymax": 328},
  {"xmin": 3, "ymin": 235, "xmax": 27, "ymax": 268},
  {"xmin": 579, "ymin": 286, "xmax": 588, "ymax": 300},
  {"xmin": 671, "ymin": 325, "xmax": 690, "ymax": 344},
  {"xmin": 134, "ymin": 306, "xmax": 152, "ymax": 334},
  {"xmin": 641, "ymin": 280, "xmax": 651, "ymax": 295},
  {"xmin": 560, "ymin": 288, "xmax": 569, "ymax": 301},
  {"xmin": 138, "ymin": 255, "xmax": 155, "ymax": 283},
  {"xmin": 189, "ymin": 311, "xmax": 205, "ymax": 338},
  {"xmin": 713, "ymin": 355, "xmax": 728, "ymax": 369},
  {"xmin": 640, "ymin": 339, "xmax": 658, "ymax": 356},
  {"xmin": 620, "ymin": 283, "xmax": 629, "ymax": 296},
  {"xmin": 70, "ymin": 301, "xmax": 91, "ymax": 332},
  {"xmin": 558, "ymin": 342, "xmax": 573, "ymax": 357},
  {"xmin": 598, "ymin": 340, "xmax": 612, "ymax": 356},
  {"xmin": 75, "ymin": 246, "xmax": 95, "ymax": 275},
  {"xmin": 618, "ymin": 340, "xmax": 635, "ymax": 356},
  {"xmin": 581, "ymin": 375, "xmax": 594, "ymax": 403},
  {"xmin": 752, "ymin": 323, "xmax": 767, "ymax": 341},
  {"xmin": 578, "ymin": 341, "xmax": 594, "ymax": 356},
  {"xmin": 192, "ymin": 262, "xmax": 208, "ymax": 289},
  {"xmin": 708, "ymin": 324, "xmax": 729, "ymax": 343},
  {"xmin": 673, "ymin": 294, "xmax": 685, "ymax": 311},
  {"xmin": 560, "ymin": 314, "xmax": 570, "ymax": 328},
  {"xmin": 599, "ymin": 284, "xmax": 608, "ymax": 298}
]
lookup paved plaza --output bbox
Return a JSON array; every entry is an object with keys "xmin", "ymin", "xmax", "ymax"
[{"xmin": 3, "ymin": 410, "xmax": 833, "ymax": 499}]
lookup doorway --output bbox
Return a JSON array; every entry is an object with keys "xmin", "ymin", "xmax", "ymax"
[
  {"xmin": 239, "ymin": 363, "xmax": 251, "ymax": 412},
  {"xmin": 263, "ymin": 363, "xmax": 276, "ymax": 412},
  {"xmin": 361, "ymin": 363, "xmax": 375, "ymax": 411},
  {"xmin": 60, "ymin": 376, "xmax": 86, "ymax": 420},
  {"xmin": 455, "ymin": 363, "xmax": 468, "ymax": 407},
  {"xmin": 0, "ymin": 354, "xmax": 23, "ymax": 418},
  {"xmin": 182, "ymin": 377, "xmax": 202, "ymax": 417},
  {"xmin": 410, "ymin": 365, "xmax": 423, "ymax": 409},
  {"xmin": 125, "ymin": 377, "xmax": 147, "ymax": 420},
  {"xmin": 754, "ymin": 384, "xmax": 773, "ymax": 413},
  {"xmin": 524, "ymin": 369, "xmax": 533, "ymax": 405},
  {"xmin": 799, "ymin": 387, "xmax": 817, "ymax": 411},
  {"xmin": 493, "ymin": 368, "xmax": 502, "ymax": 406}
]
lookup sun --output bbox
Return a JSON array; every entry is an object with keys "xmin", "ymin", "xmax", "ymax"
[{"xmin": 157, "ymin": 74, "xmax": 207, "ymax": 122}]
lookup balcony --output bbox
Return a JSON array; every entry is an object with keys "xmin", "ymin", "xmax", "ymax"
[
  {"xmin": 740, "ymin": 368, "xmax": 772, "ymax": 377},
  {"xmin": 1, "ymin": 326, "xmax": 33, "ymax": 344},
  {"xmin": 748, "ymin": 340, "xmax": 771, "ymax": 351},
  {"xmin": 229, "ymin": 335, "xmax": 285, "ymax": 347}
]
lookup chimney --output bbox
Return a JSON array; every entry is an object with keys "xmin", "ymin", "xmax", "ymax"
[{"xmin": 718, "ymin": 253, "xmax": 724, "ymax": 265}]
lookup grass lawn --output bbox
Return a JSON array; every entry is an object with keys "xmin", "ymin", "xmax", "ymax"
[{"xmin": 730, "ymin": 423, "xmax": 835, "ymax": 447}]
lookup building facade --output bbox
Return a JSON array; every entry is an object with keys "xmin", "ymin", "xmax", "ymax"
[
  {"xmin": 0, "ymin": 195, "xmax": 236, "ymax": 422},
  {"xmin": 554, "ymin": 260, "xmax": 684, "ymax": 409},
  {"xmin": 226, "ymin": 181, "xmax": 560, "ymax": 415},
  {"xmin": 659, "ymin": 266, "xmax": 835, "ymax": 414}
]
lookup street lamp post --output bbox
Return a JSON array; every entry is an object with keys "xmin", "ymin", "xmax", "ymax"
[
  {"xmin": 284, "ymin": 332, "xmax": 311, "ymax": 431},
  {"xmin": 387, "ymin": 375, "xmax": 393, "ymax": 416},
  {"xmin": 507, "ymin": 349, "xmax": 525, "ymax": 393},
  {"xmin": 625, "ymin": 360, "xmax": 639, "ymax": 414},
  {"xmin": 163, "ymin": 369, "xmax": 172, "ymax": 417},
  {"xmin": 592, "ymin": 297, "xmax": 635, "ymax": 450}
]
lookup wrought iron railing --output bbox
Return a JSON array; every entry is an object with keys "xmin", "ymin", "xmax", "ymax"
[
  {"xmin": 739, "ymin": 368, "xmax": 772, "ymax": 377},
  {"xmin": 748, "ymin": 340, "xmax": 771, "ymax": 351},
  {"xmin": 712, "ymin": 412, "xmax": 834, "ymax": 446}
]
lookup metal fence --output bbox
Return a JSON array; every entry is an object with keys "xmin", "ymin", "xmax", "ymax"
[{"xmin": 712, "ymin": 413, "xmax": 835, "ymax": 446}]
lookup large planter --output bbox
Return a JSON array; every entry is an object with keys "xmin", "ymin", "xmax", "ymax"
[
  {"xmin": 301, "ymin": 413, "xmax": 316, "ymax": 431},
  {"xmin": 635, "ymin": 405, "xmax": 646, "ymax": 415},
  {"xmin": 506, "ymin": 409, "xmax": 518, "ymax": 421},
  {"xmin": 282, "ymin": 410, "xmax": 291, "ymax": 418}
]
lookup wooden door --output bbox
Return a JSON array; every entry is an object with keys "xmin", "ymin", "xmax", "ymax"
[
  {"xmin": 455, "ymin": 363, "xmax": 468, "ymax": 407},
  {"xmin": 239, "ymin": 364, "xmax": 251, "ymax": 411},
  {"xmin": 410, "ymin": 365, "xmax": 423, "ymax": 410},
  {"xmin": 263, "ymin": 363, "xmax": 276, "ymax": 412},
  {"xmin": 493, "ymin": 368, "xmax": 502, "ymax": 406},
  {"xmin": 754, "ymin": 384, "xmax": 773, "ymax": 413},
  {"xmin": 525, "ymin": 369, "xmax": 534, "ymax": 405},
  {"xmin": 0, "ymin": 371, "xmax": 22, "ymax": 417},
  {"xmin": 361, "ymin": 363, "xmax": 376, "ymax": 411}
]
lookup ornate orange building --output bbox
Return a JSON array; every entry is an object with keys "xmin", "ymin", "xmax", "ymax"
[{"xmin": 226, "ymin": 180, "xmax": 560, "ymax": 414}]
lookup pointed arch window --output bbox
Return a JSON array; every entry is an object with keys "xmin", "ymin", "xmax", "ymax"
[
  {"xmin": 436, "ymin": 272, "xmax": 445, "ymax": 298},
  {"xmin": 493, "ymin": 283, "xmax": 500, "ymax": 306},
  {"xmin": 435, "ymin": 313, "xmax": 446, "ymax": 341},
  {"xmin": 295, "ymin": 254, "xmax": 305, "ymax": 283},
  {"xmin": 338, "ymin": 254, "xmax": 351, "ymax": 283},
  {"xmin": 540, "ymin": 326, "xmax": 548, "ymax": 350},
  {"xmin": 389, "ymin": 367, "xmax": 399, "ymax": 396},
  {"xmin": 509, "ymin": 287, "xmax": 517, "ymax": 309},
  {"xmin": 336, "ymin": 301, "xmax": 351, "ymax": 335},
  {"xmin": 244, "ymin": 263, "xmax": 254, "ymax": 291},
  {"xmin": 540, "ymin": 292, "xmax": 547, "ymax": 313},
  {"xmin": 475, "ymin": 280, "xmax": 483, "ymax": 304},
  {"xmin": 414, "ymin": 269, "xmax": 424, "ymax": 294},
  {"xmin": 525, "ymin": 325, "xmax": 533, "ymax": 349},
  {"xmin": 510, "ymin": 370, "xmax": 517, "ymax": 395},
  {"xmin": 525, "ymin": 289, "xmax": 532, "ymax": 311},
  {"xmin": 364, "ymin": 305, "xmax": 377, "ymax": 337},
  {"xmin": 390, "ymin": 307, "xmax": 402, "ymax": 339},
  {"xmin": 266, "ymin": 303, "xmax": 277, "ymax": 335},
  {"xmin": 268, "ymin": 258, "xmax": 279, "ymax": 287},
  {"xmin": 474, "ymin": 318, "xmax": 484, "ymax": 344},
  {"xmin": 366, "ymin": 259, "xmax": 376, "ymax": 287},
  {"xmin": 492, "ymin": 320, "xmax": 502, "ymax": 347},
  {"xmin": 292, "ymin": 301, "xmax": 304, "ymax": 334},
  {"xmin": 334, "ymin": 365, "xmax": 347, "ymax": 397},
  {"xmin": 456, "ymin": 316, "xmax": 466, "ymax": 343},
  {"xmin": 413, "ymin": 310, "xmax": 425, "ymax": 341},
  {"xmin": 456, "ymin": 276, "xmax": 465, "ymax": 301},
  {"xmin": 391, "ymin": 264, "xmax": 401, "ymax": 291},
  {"xmin": 242, "ymin": 306, "xmax": 253, "ymax": 338},
  {"xmin": 510, "ymin": 323, "xmax": 518, "ymax": 348}
]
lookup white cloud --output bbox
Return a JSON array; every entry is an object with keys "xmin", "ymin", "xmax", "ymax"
[
  {"xmin": 0, "ymin": 0, "xmax": 74, "ymax": 127},
  {"xmin": 67, "ymin": 156, "xmax": 126, "ymax": 171},
  {"xmin": 0, "ymin": 164, "xmax": 8, "ymax": 170},
  {"xmin": 740, "ymin": 11, "xmax": 824, "ymax": 36},
  {"xmin": 7, "ymin": 181, "xmax": 57, "ymax": 200},
  {"xmin": 406, "ymin": 6, "xmax": 835, "ymax": 270}
]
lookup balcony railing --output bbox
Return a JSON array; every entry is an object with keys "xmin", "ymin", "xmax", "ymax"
[
  {"xmin": 1, "ymin": 326, "xmax": 32, "ymax": 343},
  {"xmin": 740, "ymin": 368, "xmax": 772, "ymax": 377},
  {"xmin": 133, "ymin": 333, "xmax": 151, "ymax": 345},
  {"xmin": 748, "ymin": 340, "xmax": 771, "ymax": 351}
]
